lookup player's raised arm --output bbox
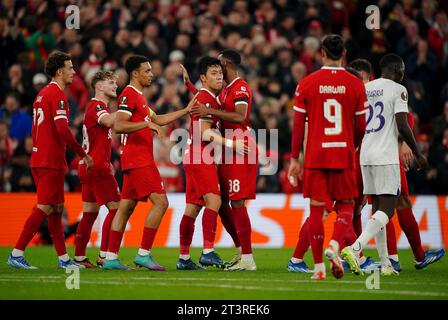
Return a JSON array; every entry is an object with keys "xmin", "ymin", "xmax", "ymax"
[
  {"xmin": 151, "ymin": 92, "xmax": 198, "ymax": 126},
  {"xmin": 180, "ymin": 64, "xmax": 198, "ymax": 94}
]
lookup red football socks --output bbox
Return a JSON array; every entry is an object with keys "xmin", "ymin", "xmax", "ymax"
[
  {"xmin": 202, "ymin": 208, "xmax": 218, "ymax": 250},
  {"xmin": 100, "ymin": 208, "xmax": 117, "ymax": 253},
  {"xmin": 107, "ymin": 230, "xmax": 124, "ymax": 254},
  {"xmin": 232, "ymin": 206, "xmax": 252, "ymax": 254},
  {"xmin": 180, "ymin": 215, "xmax": 195, "ymax": 255},
  {"xmin": 309, "ymin": 205, "xmax": 324, "ymax": 263},
  {"xmin": 293, "ymin": 217, "xmax": 310, "ymax": 259},
  {"xmin": 140, "ymin": 227, "xmax": 158, "ymax": 251},
  {"xmin": 332, "ymin": 202, "xmax": 356, "ymax": 250},
  {"xmin": 15, "ymin": 206, "xmax": 47, "ymax": 251},
  {"xmin": 218, "ymin": 205, "xmax": 240, "ymax": 248},
  {"xmin": 47, "ymin": 211, "xmax": 67, "ymax": 256},
  {"xmin": 74, "ymin": 211, "xmax": 98, "ymax": 257},
  {"xmin": 386, "ymin": 221, "xmax": 398, "ymax": 256},
  {"xmin": 397, "ymin": 207, "xmax": 425, "ymax": 262}
]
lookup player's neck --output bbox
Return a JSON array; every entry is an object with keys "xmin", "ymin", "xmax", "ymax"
[
  {"xmin": 225, "ymin": 70, "xmax": 238, "ymax": 84},
  {"xmin": 51, "ymin": 78, "xmax": 66, "ymax": 91},
  {"xmin": 202, "ymin": 84, "xmax": 218, "ymax": 96},
  {"xmin": 129, "ymin": 80, "xmax": 143, "ymax": 93},
  {"xmin": 381, "ymin": 73, "xmax": 396, "ymax": 82},
  {"xmin": 94, "ymin": 92, "xmax": 109, "ymax": 105},
  {"xmin": 322, "ymin": 58, "xmax": 342, "ymax": 68}
]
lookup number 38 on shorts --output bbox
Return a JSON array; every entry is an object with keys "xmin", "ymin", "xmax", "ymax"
[{"xmin": 228, "ymin": 179, "xmax": 240, "ymax": 193}]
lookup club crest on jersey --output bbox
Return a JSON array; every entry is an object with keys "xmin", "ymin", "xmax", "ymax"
[
  {"xmin": 401, "ymin": 91, "xmax": 408, "ymax": 101},
  {"xmin": 58, "ymin": 100, "xmax": 65, "ymax": 109},
  {"xmin": 96, "ymin": 104, "xmax": 103, "ymax": 111}
]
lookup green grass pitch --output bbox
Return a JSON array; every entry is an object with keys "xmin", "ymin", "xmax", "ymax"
[{"xmin": 0, "ymin": 247, "xmax": 447, "ymax": 300}]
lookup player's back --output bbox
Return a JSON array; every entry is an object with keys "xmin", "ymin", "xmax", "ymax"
[
  {"xmin": 360, "ymin": 78, "xmax": 408, "ymax": 166},
  {"xmin": 296, "ymin": 67, "xmax": 367, "ymax": 170},
  {"xmin": 81, "ymin": 98, "xmax": 112, "ymax": 174},
  {"xmin": 218, "ymin": 77, "xmax": 252, "ymax": 131},
  {"xmin": 117, "ymin": 85, "xmax": 154, "ymax": 170},
  {"xmin": 30, "ymin": 82, "xmax": 69, "ymax": 169}
]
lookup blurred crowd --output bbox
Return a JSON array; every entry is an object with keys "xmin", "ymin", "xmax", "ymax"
[{"xmin": 0, "ymin": 0, "xmax": 447, "ymax": 195}]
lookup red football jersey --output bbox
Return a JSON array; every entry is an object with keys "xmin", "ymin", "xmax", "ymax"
[
  {"xmin": 80, "ymin": 98, "xmax": 112, "ymax": 174},
  {"xmin": 293, "ymin": 66, "xmax": 368, "ymax": 170},
  {"xmin": 30, "ymin": 81, "xmax": 70, "ymax": 169},
  {"xmin": 186, "ymin": 88, "xmax": 220, "ymax": 162},
  {"xmin": 218, "ymin": 77, "xmax": 252, "ymax": 131},
  {"xmin": 117, "ymin": 85, "xmax": 155, "ymax": 171}
]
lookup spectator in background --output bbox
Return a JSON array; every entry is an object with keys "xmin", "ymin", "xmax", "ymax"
[
  {"xmin": 80, "ymin": 37, "xmax": 116, "ymax": 78},
  {"xmin": 0, "ymin": 120, "xmax": 13, "ymax": 191},
  {"xmin": 416, "ymin": 0, "xmax": 436, "ymax": 38},
  {"xmin": 432, "ymin": 100, "xmax": 448, "ymax": 144},
  {"xmin": 427, "ymin": 10, "xmax": 448, "ymax": 68},
  {"xmin": 8, "ymin": 135, "xmax": 34, "ymax": 192},
  {"xmin": 31, "ymin": 73, "xmax": 48, "ymax": 98},
  {"xmin": 427, "ymin": 127, "xmax": 448, "ymax": 193},
  {"xmin": 0, "ymin": 92, "xmax": 32, "ymax": 144}
]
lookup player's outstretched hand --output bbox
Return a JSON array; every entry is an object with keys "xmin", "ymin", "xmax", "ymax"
[
  {"xmin": 185, "ymin": 92, "xmax": 199, "ymax": 113},
  {"xmin": 191, "ymin": 102, "xmax": 209, "ymax": 117},
  {"xmin": 234, "ymin": 140, "xmax": 249, "ymax": 155},
  {"xmin": 414, "ymin": 153, "xmax": 428, "ymax": 170},
  {"xmin": 150, "ymin": 122, "xmax": 164, "ymax": 137},
  {"xmin": 84, "ymin": 155, "xmax": 93, "ymax": 171},
  {"xmin": 288, "ymin": 157, "xmax": 302, "ymax": 187},
  {"xmin": 179, "ymin": 64, "xmax": 190, "ymax": 85}
]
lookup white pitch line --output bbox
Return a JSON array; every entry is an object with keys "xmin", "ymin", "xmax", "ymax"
[
  {"xmin": 1, "ymin": 275, "xmax": 448, "ymax": 288},
  {"xmin": 0, "ymin": 277, "xmax": 447, "ymax": 297}
]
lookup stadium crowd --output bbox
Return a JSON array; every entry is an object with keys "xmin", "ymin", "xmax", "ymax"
[{"xmin": 0, "ymin": 0, "xmax": 447, "ymax": 195}]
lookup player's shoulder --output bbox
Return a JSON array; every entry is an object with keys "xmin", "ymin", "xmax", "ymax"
[
  {"xmin": 198, "ymin": 88, "xmax": 217, "ymax": 101},
  {"xmin": 87, "ymin": 98, "xmax": 107, "ymax": 112},
  {"xmin": 230, "ymin": 78, "xmax": 250, "ymax": 94}
]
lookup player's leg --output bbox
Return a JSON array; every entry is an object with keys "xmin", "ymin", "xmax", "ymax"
[
  {"xmin": 397, "ymin": 194, "xmax": 445, "ymax": 269},
  {"xmin": 103, "ymin": 198, "xmax": 137, "ymax": 270},
  {"xmin": 385, "ymin": 219, "xmax": 400, "ymax": 271},
  {"xmin": 98, "ymin": 201, "xmax": 119, "ymax": 266},
  {"xmin": 133, "ymin": 192, "xmax": 168, "ymax": 271},
  {"xmin": 8, "ymin": 202, "xmax": 52, "ymax": 269},
  {"xmin": 218, "ymin": 200, "xmax": 241, "ymax": 263},
  {"xmin": 225, "ymin": 199, "xmax": 256, "ymax": 271},
  {"xmin": 199, "ymin": 193, "xmax": 226, "ymax": 268},
  {"xmin": 287, "ymin": 217, "xmax": 311, "ymax": 273},
  {"xmin": 177, "ymin": 204, "xmax": 204, "ymax": 270},
  {"xmin": 74, "ymin": 201, "xmax": 99, "ymax": 268}
]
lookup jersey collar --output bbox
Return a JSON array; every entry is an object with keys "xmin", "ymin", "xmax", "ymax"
[
  {"xmin": 199, "ymin": 87, "xmax": 217, "ymax": 99},
  {"xmin": 50, "ymin": 81, "xmax": 63, "ymax": 91},
  {"xmin": 321, "ymin": 66, "xmax": 345, "ymax": 70},
  {"xmin": 127, "ymin": 85, "xmax": 143, "ymax": 95},
  {"xmin": 225, "ymin": 77, "xmax": 241, "ymax": 89}
]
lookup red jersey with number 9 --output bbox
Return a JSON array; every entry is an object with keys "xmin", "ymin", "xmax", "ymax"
[
  {"xmin": 117, "ymin": 85, "xmax": 155, "ymax": 171},
  {"xmin": 30, "ymin": 82, "xmax": 70, "ymax": 169},
  {"xmin": 293, "ymin": 66, "xmax": 368, "ymax": 170}
]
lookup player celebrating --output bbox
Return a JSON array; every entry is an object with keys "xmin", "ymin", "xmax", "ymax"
[
  {"xmin": 73, "ymin": 70, "xmax": 120, "ymax": 268},
  {"xmin": 177, "ymin": 57, "xmax": 248, "ymax": 270},
  {"xmin": 191, "ymin": 49, "xmax": 258, "ymax": 271},
  {"xmin": 7, "ymin": 50, "xmax": 93, "ymax": 269},
  {"xmin": 288, "ymin": 35, "xmax": 368, "ymax": 280},
  {"xmin": 103, "ymin": 55, "xmax": 196, "ymax": 270},
  {"xmin": 341, "ymin": 54, "xmax": 428, "ymax": 276}
]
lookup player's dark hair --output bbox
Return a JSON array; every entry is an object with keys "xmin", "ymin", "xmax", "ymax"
[
  {"xmin": 219, "ymin": 49, "xmax": 241, "ymax": 67},
  {"xmin": 125, "ymin": 55, "xmax": 149, "ymax": 76},
  {"xmin": 91, "ymin": 70, "xmax": 116, "ymax": 90},
  {"xmin": 198, "ymin": 56, "xmax": 222, "ymax": 76},
  {"xmin": 346, "ymin": 67, "xmax": 362, "ymax": 80},
  {"xmin": 44, "ymin": 50, "xmax": 71, "ymax": 77},
  {"xmin": 349, "ymin": 59, "xmax": 373, "ymax": 76},
  {"xmin": 321, "ymin": 34, "xmax": 345, "ymax": 60},
  {"xmin": 379, "ymin": 53, "xmax": 403, "ymax": 72}
]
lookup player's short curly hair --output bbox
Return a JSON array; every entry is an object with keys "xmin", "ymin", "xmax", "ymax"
[
  {"xmin": 218, "ymin": 49, "xmax": 241, "ymax": 67},
  {"xmin": 91, "ymin": 70, "xmax": 116, "ymax": 90},
  {"xmin": 125, "ymin": 55, "xmax": 149, "ymax": 76},
  {"xmin": 44, "ymin": 50, "xmax": 71, "ymax": 77}
]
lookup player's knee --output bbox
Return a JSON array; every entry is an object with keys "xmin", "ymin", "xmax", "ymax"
[
  {"xmin": 205, "ymin": 194, "xmax": 221, "ymax": 212},
  {"xmin": 156, "ymin": 196, "xmax": 169, "ymax": 212},
  {"xmin": 37, "ymin": 204, "xmax": 54, "ymax": 216},
  {"xmin": 107, "ymin": 201, "xmax": 120, "ymax": 210}
]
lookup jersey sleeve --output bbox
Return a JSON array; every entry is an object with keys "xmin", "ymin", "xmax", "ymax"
[
  {"xmin": 51, "ymin": 92, "xmax": 69, "ymax": 123},
  {"xmin": 355, "ymin": 80, "xmax": 369, "ymax": 116},
  {"xmin": 394, "ymin": 85, "xmax": 409, "ymax": 114},
  {"xmin": 117, "ymin": 92, "xmax": 135, "ymax": 117},
  {"xmin": 94, "ymin": 102, "xmax": 110, "ymax": 125},
  {"xmin": 292, "ymin": 80, "xmax": 307, "ymax": 114},
  {"xmin": 198, "ymin": 92, "xmax": 213, "ymax": 121}
]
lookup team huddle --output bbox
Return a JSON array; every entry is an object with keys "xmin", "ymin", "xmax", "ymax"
[{"xmin": 6, "ymin": 35, "xmax": 445, "ymax": 278}]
